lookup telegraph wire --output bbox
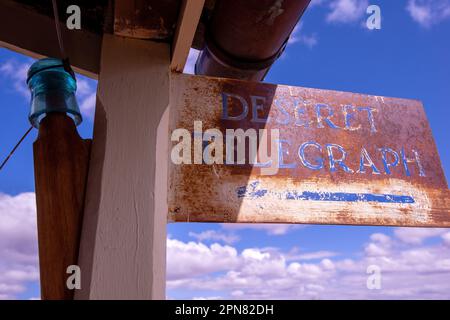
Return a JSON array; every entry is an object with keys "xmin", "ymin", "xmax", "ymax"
[
  {"xmin": 0, "ymin": 126, "xmax": 33, "ymax": 172},
  {"xmin": 1, "ymin": 0, "xmax": 72, "ymax": 172}
]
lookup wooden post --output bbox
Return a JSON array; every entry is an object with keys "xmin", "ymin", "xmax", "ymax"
[
  {"xmin": 33, "ymin": 113, "xmax": 91, "ymax": 300},
  {"xmin": 75, "ymin": 35, "xmax": 169, "ymax": 299},
  {"xmin": 170, "ymin": 0, "xmax": 205, "ymax": 72}
]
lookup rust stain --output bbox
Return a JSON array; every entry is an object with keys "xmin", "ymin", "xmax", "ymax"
[
  {"xmin": 167, "ymin": 73, "xmax": 450, "ymax": 227},
  {"xmin": 114, "ymin": 0, "xmax": 181, "ymax": 40}
]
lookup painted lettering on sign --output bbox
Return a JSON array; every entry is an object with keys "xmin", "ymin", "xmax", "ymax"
[
  {"xmin": 168, "ymin": 73, "xmax": 450, "ymax": 227},
  {"xmin": 237, "ymin": 181, "xmax": 415, "ymax": 204},
  {"xmin": 171, "ymin": 91, "xmax": 426, "ymax": 178}
]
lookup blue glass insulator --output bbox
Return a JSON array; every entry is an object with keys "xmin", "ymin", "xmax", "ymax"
[{"xmin": 27, "ymin": 58, "xmax": 82, "ymax": 128}]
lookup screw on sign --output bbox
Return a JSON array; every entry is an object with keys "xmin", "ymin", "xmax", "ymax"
[{"xmin": 168, "ymin": 73, "xmax": 450, "ymax": 227}]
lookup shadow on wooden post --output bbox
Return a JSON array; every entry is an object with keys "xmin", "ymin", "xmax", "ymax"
[{"xmin": 33, "ymin": 113, "xmax": 91, "ymax": 300}]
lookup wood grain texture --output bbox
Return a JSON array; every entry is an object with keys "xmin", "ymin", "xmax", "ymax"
[
  {"xmin": 0, "ymin": 0, "xmax": 101, "ymax": 79},
  {"xmin": 171, "ymin": 0, "xmax": 205, "ymax": 72},
  {"xmin": 114, "ymin": 0, "xmax": 181, "ymax": 40},
  {"xmin": 75, "ymin": 35, "xmax": 170, "ymax": 300},
  {"xmin": 33, "ymin": 114, "xmax": 91, "ymax": 300}
]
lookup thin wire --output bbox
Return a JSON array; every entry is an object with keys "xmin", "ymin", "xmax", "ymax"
[
  {"xmin": 51, "ymin": 0, "xmax": 66, "ymax": 59},
  {"xmin": 51, "ymin": 0, "xmax": 75, "ymax": 79},
  {"xmin": 0, "ymin": 126, "xmax": 33, "ymax": 172},
  {"xmin": 1, "ymin": 2, "xmax": 70, "ymax": 172}
]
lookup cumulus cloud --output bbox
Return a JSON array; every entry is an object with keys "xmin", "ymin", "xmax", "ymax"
[
  {"xmin": 76, "ymin": 76, "xmax": 97, "ymax": 119},
  {"xmin": 442, "ymin": 232, "xmax": 450, "ymax": 246},
  {"xmin": 221, "ymin": 223, "xmax": 303, "ymax": 236},
  {"xmin": 193, "ymin": 296, "xmax": 223, "ymax": 300},
  {"xmin": 0, "ymin": 59, "xmax": 97, "ymax": 120},
  {"xmin": 189, "ymin": 230, "xmax": 239, "ymax": 244},
  {"xmin": 326, "ymin": 0, "xmax": 369, "ymax": 23},
  {"xmin": 0, "ymin": 59, "xmax": 32, "ymax": 97},
  {"xmin": 364, "ymin": 233, "xmax": 392, "ymax": 257},
  {"xmin": 0, "ymin": 193, "xmax": 39, "ymax": 299},
  {"xmin": 288, "ymin": 23, "xmax": 319, "ymax": 49},
  {"xmin": 167, "ymin": 239, "xmax": 239, "ymax": 280},
  {"xmin": 394, "ymin": 228, "xmax": 446, "ymax": 245},
  {"xmin": 2, "ymin": 191, "xmax": 450, "ymax": 300},
  {"xmin": 284, "ymin": 246, "xmax": 339, "ymax": 261},
  {"xmin": 167, "ymin": 228, "xmax": 450, "ymax": 299},
  {"xmin": 406, "ymin": 0, "xmax": 450, "ymax": 27},
  {"xmin": 298, "ymin": 250, "xmax": 338, "ymax": 260}
]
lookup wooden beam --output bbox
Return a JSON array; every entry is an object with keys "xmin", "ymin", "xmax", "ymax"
[
  {"xmin": 171, "ymin": 0, "xmax": 205, "ymax": 72},
  {"xmin": 0, "ymin": 0, "xmax": 101, "ymax": 79},
  {"xmin": 114, "ymin": 0, "xmax": 181, "ymax": 40},
  {"xmin": 34, "ymin": 114, "xmax": 91, "ymax": 299},
  {"xmin": 75, "ymin": 35, "xmax": 169, "ymax": 299}
]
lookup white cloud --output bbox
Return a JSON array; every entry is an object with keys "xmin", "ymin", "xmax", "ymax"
[
  {"xmin": 285, "ymin": 247, "xmax": 339, "ymax": 261},
  {"xmin": 240, "ymin": 248, "xmax": 286, "ymax": 277},
  {"xmin": 326, "ymin": 0, "xmax": 369, "ymax": 23},
  {"xmin": 292, "ymin": 250, "xmax": 339, "ymax": 261},
  {"xmin": 79, "ymin": 93, "xmax": 96, "ymax": 119},
  {"xmin": 0, "ymin": 193, "xmax": 39, "ymax": 300},
  {"xmin": 364, "ymin": 242, "xmax": 389, "ymax": 257},
  {"xmin": 288, "ymin": 23, "xmax": 319, "ymax": 49},
  {"xmin": 406, "ymin": 0, "xmax": 450, "ymax": 27},
  {"xmin": 298, "ymin": 34, "xmax": 319, "ymax": 49},
  {"xmin": 364, "ymin": 233, "xmax": 392, "ymax": 256},
  {"xmin": 2, "ymin": 191, "xmax": 450, "ymax": 300},
  {"xmin": 193, "ymin": 296, "xmax": 223, "ymax": 300},
  {"xmin": 221, "ymin": 223, "xmax": 303, "ymax": 236},
  {"xmin": 0, "ymin": 60, "xmax": 32, "ymax": 97},
  {"xmin": 394, "ymin": 228, "xmax": 446, "ymax": 245},
  {"xmin": 407, "ymin": 1, "xmax": 432, "ymax": 26},
  {"xmin": 167, "ymin": 228, "xmax": 450, "ymax": 299},
  {"xmin": 310, "ymin": 0, "xmax": 327, "ymax": 7},
  {"xmin": 370, "ymin": 233, "xmax": 391, "ymax": 244},
  {"xmin": 76, "ymin": 78, "xmax": 92, "ymax": 96},
  {"xmin": 167, "ymin": 239, "xmax": 239, "ymax": 280},
  {"xmin": 74, "ymin": 75, "xmax": 97, "ymax": 120},
  {"xmin": 189, "ymin": 230, "xmax": 239, "ymax": 244},
  {"xmin": 183, "ymin": 49, "xmax": 200, "ymax": 75},
  {"xmin": 442, "ymin": 232, "xmax": 450, "ymax": 246}
]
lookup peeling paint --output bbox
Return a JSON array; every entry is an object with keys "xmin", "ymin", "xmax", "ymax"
[
  {"xmin": 168, "ymin": 73, "xmax": 450, "ymax": 227},
  {"xmin": 237, "ymin": 180, "xmax": 415, "ymax": 204}
]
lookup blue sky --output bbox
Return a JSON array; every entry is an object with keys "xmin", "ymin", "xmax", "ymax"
[{"xmin": 1, "ymin": 0, "xmax": 450, "ymax": 300}]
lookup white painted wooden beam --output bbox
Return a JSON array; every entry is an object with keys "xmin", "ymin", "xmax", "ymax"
[
  {"xmin": 75, "ymin": 34, "xmax": 169, "ymax": 299},
  {"xmin": 170, "ymin": 0, "xmax": 205, "ymax": 72}
]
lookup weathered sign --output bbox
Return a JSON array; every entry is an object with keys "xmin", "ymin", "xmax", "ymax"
[{"xmin": 168, "ymin": 73, "xmax": 450, "ymax": 227}]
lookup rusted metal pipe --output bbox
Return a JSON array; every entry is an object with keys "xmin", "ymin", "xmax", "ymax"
[{"xmin": 195, "ymin": 0, "xmax": 311, "ymax": 81}]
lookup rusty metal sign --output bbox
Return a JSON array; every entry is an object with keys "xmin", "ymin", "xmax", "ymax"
[{"xmin": 168, "ymin": 73, "xmax": 450, "ymax": 227}]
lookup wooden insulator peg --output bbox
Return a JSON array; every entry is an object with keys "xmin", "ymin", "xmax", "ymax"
[{"xmin": 33, "ymin": 113, "xmax": 91, "ymax": 300}]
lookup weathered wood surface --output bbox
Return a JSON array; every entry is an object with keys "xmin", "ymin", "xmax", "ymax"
[
  {"xmin": 0, "ymin": 0, "xmax": 102, "ymax": 79},
  {"xmin": 171, "ymin": 0, "xmax": 205, "ymax": 72},
  {"xmin": 34, "ymin": 114, "xmax": 91, "ymax": 299},
  {"xmin": 168, "ymin": 73, "xmax": 450, "ymax": 227},
  {"xmin": 114, "ymin": 0, "xmax": 182, "ymax": 40},
  {"xmin": 75, "ymin": 35, "xmax": 169, "ymax": 299}
]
